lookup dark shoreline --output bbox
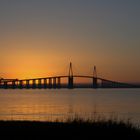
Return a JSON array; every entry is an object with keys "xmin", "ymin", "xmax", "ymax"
[{"xmin": 0, "ymin": 120, "xmax": 139, "ymax": 139}]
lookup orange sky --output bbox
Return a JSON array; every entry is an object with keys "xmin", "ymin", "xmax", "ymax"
[{"xmin": 0, "ymin": 0, "xmax": 140, "ymax": 83}]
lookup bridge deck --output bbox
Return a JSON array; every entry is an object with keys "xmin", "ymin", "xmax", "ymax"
[{"xmin": 0, "ymin": 75, "xmax": 138, "ymax": 88}]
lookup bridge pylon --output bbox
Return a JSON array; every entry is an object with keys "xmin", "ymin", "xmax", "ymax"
[
  {"xmin": 68, "ymin": 62, "xmax": 74, "ymax": 88},
  {"xmin": 93, "ymin": 66, "xmax": 97, "ymax": 88}
]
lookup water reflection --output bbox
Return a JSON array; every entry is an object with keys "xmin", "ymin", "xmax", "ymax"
[{"xmin": 0, "ymin": 89, "xmax": 139, "ymax": 124}]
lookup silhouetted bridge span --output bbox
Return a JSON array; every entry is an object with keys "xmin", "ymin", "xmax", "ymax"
[{"xmin": 0, "ymin": 63, "xmax": 139, "ymax": 89}]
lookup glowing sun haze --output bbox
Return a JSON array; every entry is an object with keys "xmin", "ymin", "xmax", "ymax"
[{"xmin": 0, "ymin": 0, "xmax": 140, "ymax": 83}]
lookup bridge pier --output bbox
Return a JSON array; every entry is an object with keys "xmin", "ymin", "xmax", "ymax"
[
  {"xmin": 38, "ymin": 79, "xmax": 42, "ymax": 88},
  {"xmin": 68, "ymin": 62, "xmax": 74, "ymax": 88},
  {"xmin": 32, "ymin": 79, "xmax": 36, "ymax": 88},
  {"xmin": 49, "ymin": 78, "xmax": 52, "ymax": 88},
  {"xmin": 57, "ymin": 77, "xmax": 61, "ymax": 88},
  {"xmin": 68, "ymin": 76, "xmax": 73, "ymax": 89},
  {"xmin": 26, "ymin": 80, "xmax": 30, "ymax": 88},
  {"xmin": 44, "ymin": 78, "xmax": 47, "ymax": 88},
  {"xmin": 4, "ymin": 81, "xmax": 8, "ymax": 89},
  {"xmin": 19, "ymin": 80, "xmax": 23, "ymax": 88},
  {"xmin": 12, "ymin": 81, "xmax": 16, "ymax": 89},
  {"xmin": 93, "ymin": 66, "xmax": 97, "ymax": 88},
  {"xmin": 53, "ymin": 78, "xmax": 56, "ymax": 88},
  {"xmin": 93, "ymin": 77, "xmax": 97, "ymax": 88}
]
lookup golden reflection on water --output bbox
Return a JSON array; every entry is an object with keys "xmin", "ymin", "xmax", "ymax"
[{"xmin": 0, "ymin": 89, "xmax": 140, "ymax": 124}]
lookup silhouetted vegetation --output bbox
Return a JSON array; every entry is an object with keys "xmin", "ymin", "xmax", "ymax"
[{"xmin": 0, "ymin": 118, "xmax": 139, "ymax": 139}]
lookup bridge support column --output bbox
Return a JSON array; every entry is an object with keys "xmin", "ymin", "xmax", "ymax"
[
  {"xmin": 93, "ymin": 66, "xmax": 97, "ymax": 88},
  {"xmin": 4, "ymin": 81, "xmax": 8, "ymax": 89},
  {"xmin": 57, "ymin": 77, "xmax": 61, "ymax": 88},
  {"xmin": 12, "ymin": 81, "xmax": 16, "ymax": 89},
  {"xmin": 68, "ymin": 76, "xmax": 73, "ymax": 89},
  {"xmin": 32, "ymin": 79, "xmax": 36, "ymax": 88},
  {"xmin": 38, "ymin": 79, "xmax": 42, "ymax": 88},
  {"xmin": 68, "ymin": 62, "xmax": 73, "ymax": 88},
  {"xmin": 44, "ymin": 79, "xmax": 47, "ymax": 88},
  {"xmin": 93, "ymin": 77, "xmax": 97, "ymax": 88},
  {"xmin": 53, "ymin": 78, "xmax": 56, "ymax": 88},
  {"xmin": 19, "ymin": 80, "xmax": 23, "ymax": 88},
  {"xmin": 26, "ymin": 80, "xmax": 30, "ymax": 88},
  {"xmin": 49, "ymin": 78, "xmax": 52, "ymax": 88}
]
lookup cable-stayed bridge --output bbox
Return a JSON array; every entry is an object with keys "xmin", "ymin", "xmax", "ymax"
[{"xmin": 0, "ymin": 63, "xmax": 139, "ymax": 89}]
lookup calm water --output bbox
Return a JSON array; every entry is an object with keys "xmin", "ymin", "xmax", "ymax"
[{"xmin": 0, "ymin": 89, "xmax": 140, "ymax": 125}]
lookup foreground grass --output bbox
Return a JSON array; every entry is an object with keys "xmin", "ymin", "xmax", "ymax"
[{"xmin": 0, "ymin": 118, "xmax": 139, "ymax": 139}]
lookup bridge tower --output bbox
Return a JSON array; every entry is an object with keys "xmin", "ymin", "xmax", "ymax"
[
  {"xmin": 68, "ymin": 62, "xmax": 73, "ymax": 88},
  {"xmin": 93, "ymin": 66, "xmax": 97, "ymax": 88}
]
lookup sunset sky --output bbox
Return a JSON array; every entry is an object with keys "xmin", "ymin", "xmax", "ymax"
[{"xmin": 0, "ymin": 0, "xmax": 140, "ymax": 83}]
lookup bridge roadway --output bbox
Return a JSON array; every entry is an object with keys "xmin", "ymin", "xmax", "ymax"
[
  {"xmin": 0, "ymin": 75, "xmax": 136, "ymax": 89},
  {"xmin": 15, "ymin": 75, "xmax": 131, "ymax": 86},
  {"xmin": 6, "ymin": 75, "xmax": 126, "ymax": 83}
]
